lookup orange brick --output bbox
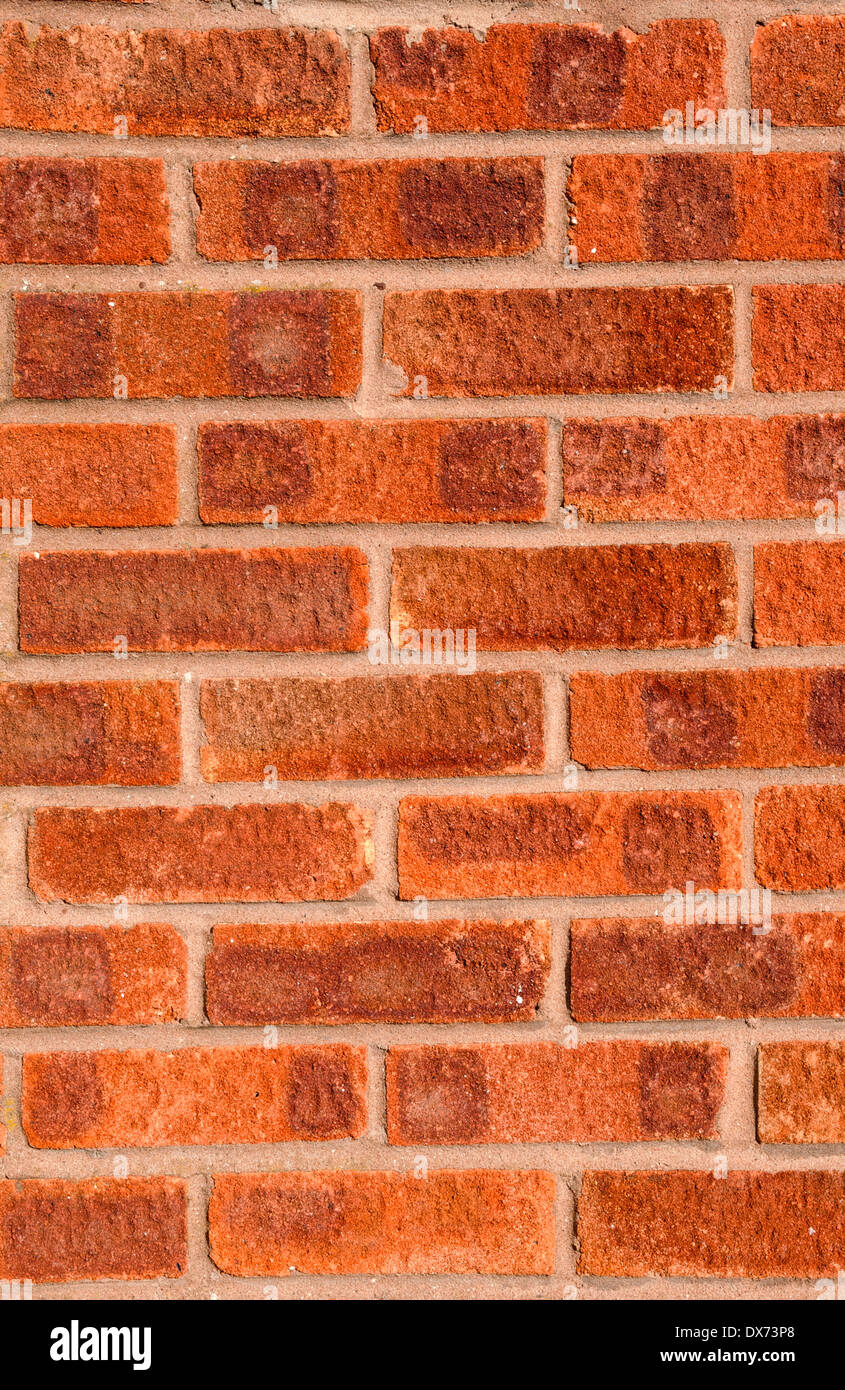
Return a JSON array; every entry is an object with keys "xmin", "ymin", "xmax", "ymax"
[
  {"xmin": 0, "ymin": 924, "xmax": 186, "ymax": 1026},
  {"xmin": 29, "ymin": 804, "xmax": 373, "ymax": 903},
  {"xmin": 205, "ymin": 919, "xmax": 551, "ymax": 1025},
  {"xmin": 198, "ymin": 418, "xmax": 546, "ymax": 524},
  {"xmin": 386, "ymin": 1042, "xmax": 727, "ymax": 1143},
  {"xmin": 579, "ymin": 1171, "xmax": 845, "ymax": 1277},
  {"xmin": 570, "ymin": 668, "xmax": 845, "ymax": 769},
  {"xmin": 0, "ymin": 681, "xmax": 180, "ymax": 785},
  {"xmin": 195, "ymin": 158, "xmax": 543, "ymax": 261},
  {"xmin": 383, "ymin": 287, "xmax": 733, "ymax": 396},
  {"xmin": 19, "ymin": 548, "xmax": 368, "ymax": 654},
  {"xmin": 755, "ymin": 542, "xmax": 845, "ymax": 647},
  {"xmin": 759, "ymin": 1042, "xmax": 845, "ymax": 1143},
  {"xmin": 200, "ymin": 673, "xmax": 544, "ymax": 781},
  {"xmin": 22, "ymin": 1045, "xmax": 367, "ymax": 1148},
  {"xmin": 756, "ymin": 785, "xmax": 845, "ymax": 891},
  {"xmin": 391, "ymin": 544, "xmax": 737, "ymax": 652},
  {"xmin": 14, "ymin": 290, "xmax": 362, "ymax": 399},
  {"xmin": 371, "ymin": 22, "xmax": 725, "ymax": 133},
  {"xmin": 398, "ymin": 790, "xmax": 743, "ymax": 900},
  {"xmin": 752, "ymin": 15, "xmax": 845, "ymax": 126},
  {"xmin": 754, "ymin": 285, "xmax": 845, "ymax": 392},
  {"xmin": 210, "ymin": 1170, "xmax": 555, "ymax": 1275},
  {"xmin": 0, "ymin": 423, "xmax": 178, "ymax": 526}
]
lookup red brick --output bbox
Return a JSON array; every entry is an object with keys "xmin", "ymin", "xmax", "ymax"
[
  {"xmin": 0, "ymin": 157, "xmax": 168, "ymax": 263},
  {"xmin": 382, "ymin": 287, "xmax": 733, "ymax": 396},
  {"xmin": 571, "ymin": 914, "xmax": 845, "ymax": 1021},
  {"xmin": 0, "ymin": 681, "xmax": 180, "ymax": 785},
  {"xmin": 198, "ymin": 418, "xmax": 546, "ymax": 524},
  {"xmin": 398, "ymin": 790, "xmax": 742, "ymax": 900},
  {"xmin": 22, "ymin": 1045, "xmax": 367, "ymax": 1148},
  {"xmin": 205, "ymin": 919, "xmax": 551, "ymax": 1025},
  {"xmin": 386, "ymin": 1042, "xmax": 727, "ymax": 1144},
  {"xmin": 391, "ymin": 544, "xmax": 737, "ymax": 652},
  {"xmin": 0, "ymin": 423, "xmax": 178, "ymax": 526},
  {"xmin": 0, "ymin": 1178, "xmax": 186, "ymax": 1282},
  {"xmin": 752, "ymin": 15, "xmax": 845, "ymax": 127},
  {"xmin": 19, "ymin": 548, "xmax": 368, "ymax": 654},
  {"xmin": 759, "ymin": 1042, "xmax": 845, "ymax": 1143},
  {"xmin": 578, "ymin": 1171, "xmax": 845, "ymax": 1277},
  {"xmin": 195, "ymin": 157, "xmax": 543, "ymax": 261},
  {"xmin": 29, "ymin": 804, "xmax": 373, "ymax": 903},
  {"xmin": 569, "ymin": 154, "xmax": 845, "ymax": 263},
  {"xmin": 755, "ymin": 542, "xmax": 845, "ymax": 647},
  {"xmin": 0, "ymin": 23, "xmax": 349, "ymax": 136},
  {"xmin": 570, "ymin": 667, "xmax": 845, "ymax": 770},
  {"xmin": 371, "ymin": 22, "xmax": 725, "ymax": 133},
  {"xmin": 200, "ymin": 673, "xmax": 544, "ymax": 782},
  {"xmin": 209, "ymin": 1170, "xmax": 555, "ymax": 1276},
  {"xmin": 754, "ymin": 285, "xmax": 845, "ymax": 392},
  {"xmin": 756, "ymin": 785, "xmax": 845, "ymax": 892},
  {"xmin": 14, "ymin": 290, "xmax": 361, "ymax": 399},
  {"xmin": 562, "ymin": 414, "xmax": 845, "ymax": 522},
  {"xmin": 0, "ymin": 924, "xmax": 186, "ymax": 1026}
]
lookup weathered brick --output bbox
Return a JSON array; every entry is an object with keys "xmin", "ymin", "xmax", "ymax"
[
  {"xmin": 0, "ymin": 157, "xmax": 169, "ymax": 263},
  {"xmin": 759, "ymin": 1042, "xmax": 845, "ymax": 1143},
  {"xmin": 0, "ymin": 681, "xmax": 180, "ymax": 785},
  {"xmin": 578, "ymin": 1171, "xmax": 845, "ymax": 1277},
  {"xmin": 198, "ymin": 418, "xmax": 546, "ymax": 524},
  {"xmin": 398, "ymin": 790, "xmax": 742, "ymax": 900},
  {"xmin": 562, "ymin": 413, "xmax": 845, "ymax": 522},
  {"xmin": 754, "ymin": 285, "xmax": 845, "ymax": 392},
  {"xmin": 752, "ymin": 15, "xmax": 845, "ymax": 126},
  {"xmin": 755, "ymin": 542, "xmax": 845, "ymax": 647},
  {"xmin": 371, "ymin": 22, "xmax": 725, "ymax": 133},
  {"xmin": 200, "ymin": 673, "xmax": 544, "ymax": 781},
  {"xmin": 19, "ymin": 548, "xmax": 368, "ymax": 654},
  {"xmin": 14, "ymin": 291, "xmax": 362, "ymax": 399},
  {"xmin": 29, "ymin": 804, "xmax": 373, "ymax": 903},
  {"xmin": 386, "ymin": 1042, "xmax": 727, "ymax": 1144},
  {"xmin": 0, "ymin": 23, "xmax": 350, "ymax": 136},
  {"xmin": 0, "ymin": 423, "xmax": 178, "ymax": 526},
  {"xmin": 195, "ymin": 157, "xmax": 543, "ymax": 261},
  {"xmin": 756, "ymin": 785, "xmax": 845, "ymax": 891},
  {"xmin": 210, "ymin": 1170, "xmax": 555, "ymax": 1275},
  {"xmin": 22, "ymin": 1045, "xmax": 367, "ymax": 1148},
  {"xmin": 571, "ymin": 914, "xmax": 845, "ymax": 1021},
  {"xmin": 569, "ymin": 668, "xmax": 845, "ymax": 770},
  {"xmin": 382, "ymin": 287, "xmax": 733, "ymax": 396},
  {"xmin": 569, "ymin": 154, "xmax": 845, "ymax": 262},
  {"xmin": 0, "ymin": 924, "xmax": 186, "ymax": 1027},
  {"xmin": 0, "ymin": 1178, "xmax": 187, "ymax": 1282},
  {"xmin": 206, "ymin": 919, "xmax": 550, "ymax": 1025},
  {"xmin": 391, "ymin": 544, "xmax": 737, "ymax": 652}
]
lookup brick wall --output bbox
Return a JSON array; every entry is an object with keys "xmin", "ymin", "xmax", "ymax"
[{"xmin": 1, "ymin": 0, "xmax": 845, "ymax": 1301}]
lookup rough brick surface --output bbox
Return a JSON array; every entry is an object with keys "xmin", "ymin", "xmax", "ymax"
[
  {"xmin": 756, "ymin": 785, "xmax": 845, "ymax": 891},
  {"xmin": 198, "ymin": 418, "xmax": 547, "ymax": 524},
  {"xmin": 29, "ymin": 804, "xmax": 373, "ymax": 903},
  {"xmin": 19, "ymin": 548, "xmax": 369, "ymax": 653},
  {"xmin": 0, "ymin": 924, "xmax": 186, "ymax": 1027},
  {"xmin": 398, "ymin": 790, "xmax": 743, "ymax": 900},
  {"xmin": 755, "ymin": 543, "xmax": 845, "ymax": 647},
  {"xmin": 571, "ymin": 914, "xmax": 845, "ymax": 1021},
  {"xmin": 386, "ymin": 1041, "xmax": 727, "ymax": 1143},
  {"xmin": 758, "ymin": 1042, "xmax": 845, "ymax": 1143},
  {"xmin": 195, "ymin": 158, "xmax": 544, "ymax": 262},
  {"xmin": 209, "ymin": 1170, "xmax": 555, "ymax": 1275},
  {"xmin": 0, "ymin": 1178, "xmax": 187, "ymax": 1282},
  {"xmin": 14, "ymin": 291, "xmax": 362, "ymax": 399},
  {"xmin": 370, "ymin": 22, "xmax": 726, "ymax": 133},
  {"xmin": 752, "ymin": 15, "xmax": 845, "ymax": 126},
  {"xmin": 754, "ymin": 285, "xmax": 845, "ymax": 392},
  {"xmin": 200, "ymin": 673, "xmax": 544, "ymax": 781},
  {"xmin": 383, "ymin": 287, "xmax": 734, "ymax": 396},
  {"xmin": 392, "ymin": 544, "xmax": 737, "ymax": 651},
  {"xmin": 205, "ymin": 919, "xmax": 551, "ymax": 1025},
  {"xmin": 579, "ymin": 1171, "xmax": 845, "ymax": 1277},
  {"xmin": 22, "ymin": 1045, "xmax": 367, "ymax": 1148}
]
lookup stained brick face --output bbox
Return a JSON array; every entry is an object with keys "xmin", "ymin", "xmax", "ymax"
[{"xmin": 2, "ymin": 0, "xmax": 843, "ymax": 1306}]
